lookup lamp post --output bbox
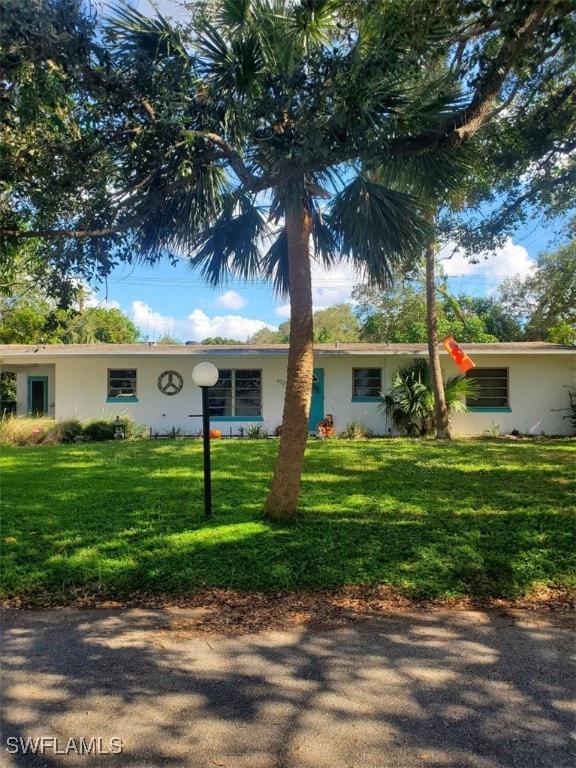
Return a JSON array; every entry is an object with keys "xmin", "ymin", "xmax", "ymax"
[{"xmin": 192, "ymin": 362, "xmax": 219, "ymax": 519}]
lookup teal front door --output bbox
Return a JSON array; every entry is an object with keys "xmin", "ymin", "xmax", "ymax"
[
  {"xmin": 308, "ymin": 368, "xmax": 325, "ymax": 431},
  {"xmin": 27, "ymin": 376, "xmax": 48, "ymax": 416}
]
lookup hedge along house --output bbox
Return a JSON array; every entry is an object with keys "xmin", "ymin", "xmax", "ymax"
[{"xmin": 0, "ymin": 342, "xmax": 574, "ymax": 437}]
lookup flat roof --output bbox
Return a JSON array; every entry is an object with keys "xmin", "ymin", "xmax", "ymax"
[{"xmin": 0, "ymin": 341, "xmax": 574, "ymax": 362}]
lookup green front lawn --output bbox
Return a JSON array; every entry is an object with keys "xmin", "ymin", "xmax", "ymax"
[{"xmin": 1, "ymin": 438, "xmax": 574, "ymax": 605}]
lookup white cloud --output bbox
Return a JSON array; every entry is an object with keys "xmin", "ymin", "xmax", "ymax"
[
  {"xmin": 80, "ymin": 283, "xmax": 121, "ymax": 310},
  {"xmin": 274, "ymin": 261, "xmax": 364, "ymax": 319},
  {"xmin": 214, "ymin": 290, "xmax": 246, "ymax": 311},
  {"xmin": 438, "ymin": 237, "xmax": 536, "ymax": 282},
  {"xmin": 131, "ymin": 0, "xmax": 187, "ymax": 21},
  {"xmin": 85, "ymin": 296, "xmax": 121, "ymax": 310},
  {"xmin": 312, "ymin": 261, "xmax": 364, "ymax": 309},
  {"xmin": 130, "ymin": 300, "xmax": 275, "ymax": 342}
]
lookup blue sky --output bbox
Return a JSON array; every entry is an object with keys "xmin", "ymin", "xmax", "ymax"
[
  {"xmin": 91, "ymin": 226, "xmax": 554, "ymax": 342},
  {"xmin": 88, "ymin": 0, "xmax": 568, "ymax": 342}
]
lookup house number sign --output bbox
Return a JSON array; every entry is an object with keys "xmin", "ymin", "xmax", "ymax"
[{"xmin": 158, "ymin": 370, "xmax": 184, "ymax": 396}]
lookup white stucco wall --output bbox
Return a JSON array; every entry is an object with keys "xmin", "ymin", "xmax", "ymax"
[
  {"xmin": 316, "ymin": 354, "xmax": 390, "ymax": 435},
  {"xmin": 54, "ymin": 354, "xmax": 290, "ymax": 434},
  {"xmin": 451, "ymin": 354, "xmax": 575, "ymax": 436},
  {"xmin": 317, "ymin": 353, "xmax": 575, "ymax": 436},
  {"xmin": 5, "ymin": 348, "xmax": 575, "ymax": 436}
]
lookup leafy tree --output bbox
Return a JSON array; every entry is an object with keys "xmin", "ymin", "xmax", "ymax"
[
  {"xmin": 0, "ymin": 260, "xmax": 140, "ymax": 344},
  {"xmin": 496, "ymin": 239, "xmax": 576, "ymax": 343},
  {"xmin": 155, "ymin": 334, "xmax": 183, "ymax": 345},
  {"xmin": 446, "ymin": 296, "xmax": 523, "ymax": 342},
  {"xmin": 201, "ymin": 336, "xmax": 245, "ymax": 345},
  {"xmin": 247, "ymin": 326, "xmax": 288, "ymax": 344},
  {"xmin": 0, "ymin": 372, "xmax": 16, "ymax": 403},
  {"xmin": 423, "ymin": 3, "xmax": 575, "ymax": 439},
  {"xmin": 0, "ymin": 239, "xmax": 85, "ymax": 311},
  {"xmin": 354, "ymin": 282, "xmax": 502, "ymax": 342},
  {"xmin": 59, "ymin": 307, "xmax": 141, "ymax": 343},
  {"xmin": 440, "ymin": 21, "xmax": 576, "ymax": 254},
  {"xmin": 380, "ymin": 358, "xmax": 479, "ymax": 437},
  {"xmin": 248, "ymin": 306, "xmax": 359, "ymax": 344},
  {"xmin": 1, "ymin": 0, "xmax": 571, "ymax": 518},
  {"xmin": 0, "ymin": 305, "xmax": 53, "ymax": 343},
  {"xmin": 355, "ymin": 282, "xmax": 427, "ymax": 342},
  {"xmin": 312, "ymin": 304, "xmax": 360, "ymax": 343},
  {"xmin": 520, "ymin": 240, "xmax": 576, "ymax": 341},
  {"xmin": 0, "ymin": 0, "xmax": 123, "ymax": 279},
  {"xmin": 0, "ymin": 302, "xmax": 140, "ymax": 344}
]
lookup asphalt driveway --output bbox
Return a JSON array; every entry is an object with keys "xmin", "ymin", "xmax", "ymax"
[{"xmin": 1, "ymin": 608, "xmax": 574, "ymax": 768}]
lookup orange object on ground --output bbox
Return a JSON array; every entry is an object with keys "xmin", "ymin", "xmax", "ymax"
[{"xmin": 317, "ymin": 414, "xmax": 335, "ymax": 437}]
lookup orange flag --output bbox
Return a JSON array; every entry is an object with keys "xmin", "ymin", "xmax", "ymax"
[{"xmin": 441, "ymin": 335, "xmax": 475, "ymax": 373}]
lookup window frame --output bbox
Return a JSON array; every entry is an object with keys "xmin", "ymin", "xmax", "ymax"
[
  {"xmin": 466, "ymin": 367, "xmax": 511, "ymax": 411},
  {"xmin": 209, "ymin": 368, "xmax": 263, "ymax": 420},
  {"xmin": 107, "ymin": 368, "xmax": 138, "ymax": 402},
  {"xmin": 351, "ymin": 367, "xmax": 382, "ymax": 402}
]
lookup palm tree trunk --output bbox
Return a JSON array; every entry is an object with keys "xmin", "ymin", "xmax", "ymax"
[
  {"xmin": 264, "ymin": 206, "xmax": 314, "ymax": 520},
  {"xmin": 424, "ymin": 221, "xmax": 451, "ymax": 439}
]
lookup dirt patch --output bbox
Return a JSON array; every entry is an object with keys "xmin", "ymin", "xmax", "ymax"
[{"xmin": 3, "ymin": 584, "xmax": 574, "ymax": 636}]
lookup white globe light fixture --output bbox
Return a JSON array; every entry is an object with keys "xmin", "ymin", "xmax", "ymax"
[
  {"xmin": 192, "ymin": 361, "xmax": 219, "ymax": 388},
  {"xmin": 192, "ymin": 362, "xmax": 220, "ymax": 519}
]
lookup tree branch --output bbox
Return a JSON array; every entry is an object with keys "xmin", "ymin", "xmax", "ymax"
[
  {"xmin": 390, "ymin": 0, "xmax": 552, "ymax": 155},
  {"xmin": 1, "ymin": 165, "xmax": 217, "ymax": 240},
  {"xmin": 487, "ymin": 166, "xmax": 576, "ymax": 233},
  {"xmin": 186, "ymin": 131, "xmax": 272, "ymax": 192}
]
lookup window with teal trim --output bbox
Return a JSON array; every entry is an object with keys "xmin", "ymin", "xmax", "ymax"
[
  {"xmin": 209, "ymin": 369, "xmax": 262, "ymax": 417},
  {"xmin": 352, "ymin": 368, "xmax": 382, "ymax": 399},
  {"xmin": 108, "ymin": 368, "xmax": 137, "ymax": 399},
  {"xmin": 466, "ymin": 368, "xmax": 509, "ymax": 408}
]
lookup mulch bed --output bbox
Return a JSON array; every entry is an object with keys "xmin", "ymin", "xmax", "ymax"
[{"xmin": 2, "ymin": 584, "xmax": 574, "ymax": 635}]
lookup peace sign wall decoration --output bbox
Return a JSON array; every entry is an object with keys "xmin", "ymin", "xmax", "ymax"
[{"xmin": 157, "ymin": 370, "xmax": 184, "ymax": 396}]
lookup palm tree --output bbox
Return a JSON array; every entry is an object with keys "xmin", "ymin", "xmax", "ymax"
[
  {"xmin": 104, "ymin": 0, "xmax": 452, "ymax": 518},
  {"xmin": 380, "ymin": 358, "xmax": 479, "ymax": 437},
  {"xmin": 95, "ymin": 0, "xmax": 554, "ymax": 519}
]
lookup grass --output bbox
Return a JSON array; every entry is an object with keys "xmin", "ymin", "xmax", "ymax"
[{"xmin": 1, "ymin": 438, "xmax": 574, "ymax": 605}]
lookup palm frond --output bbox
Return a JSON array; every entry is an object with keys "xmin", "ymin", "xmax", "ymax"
[
  {"xmin": 373, "ymin": 143, "xmax": 475, "ymax": 206},
  {"xmin": 327, "ymin": 176, "xmax": 431, "ymax": 286},
  {"xmin": 105, "ymin": 4, "xmax": 189, "ymax": 63},
  {"xmin": 186, "ymin": 193, "xmax": 272, "ymax": 286},
  {"xmin": 213, "ymin": 0, "xmax": 254, "ymax": 30},
  {"xmin": 288, "ymin": 0, "xmax": 342, "ymax": 49},
  {"xmin": 137, "ymin": 165, "xmax": 229, "ymax": 259},
  {"xmin": 196, "ymin": 20, "xmax": 263, "ymax": 97},
  {"xmin": 444, "ymin": 374, "xmax": 480, "ymax": 411},
  {"xmin": 262, "ymin": 227, "xmax": 289, "ymax": 296},
  {"xmin": 380, "ymin": 358, "xmax": 480, "ymax": 436},
  {"xmin": 252, "ymin": 4, "xmax": 302, "ymax": 75},
  {"xmin": 310, "ymin": 207, "xmax": 339, "ymax": 267}
]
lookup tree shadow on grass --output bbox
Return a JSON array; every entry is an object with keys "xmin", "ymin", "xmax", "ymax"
[
  {"xmin": 1, "ymin": 606, "xmax": 574, "ymax": 767},
  {"xmin": 1, "ymin": 441, "xmax": 574, "ymax": 602}
]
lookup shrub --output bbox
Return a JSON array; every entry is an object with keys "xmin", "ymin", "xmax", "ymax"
[
  {"xmin": 49, "ymin": 418, "xmax": 84, "ymax": 443},
  {"xmin": 83, "ymin": 419, "xmax": 116, "ymax": 442},
  {"xmin": 339, "ymin": 421, "xmax": 374, "ymax": 439},
  {"xmin": 0, "ymin": 415, "xmax": 54, "ymax": 445},
  {"xmin": 380, "ymin": 358, "xmax": 480, "ymax": 437},
  {"xmin": 0, "ymin": 415, "xmax": 145, "ymax": 445},
  {"xmin": 246, "ymin": 424, "xmax": 269, "ymax": 439}
]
